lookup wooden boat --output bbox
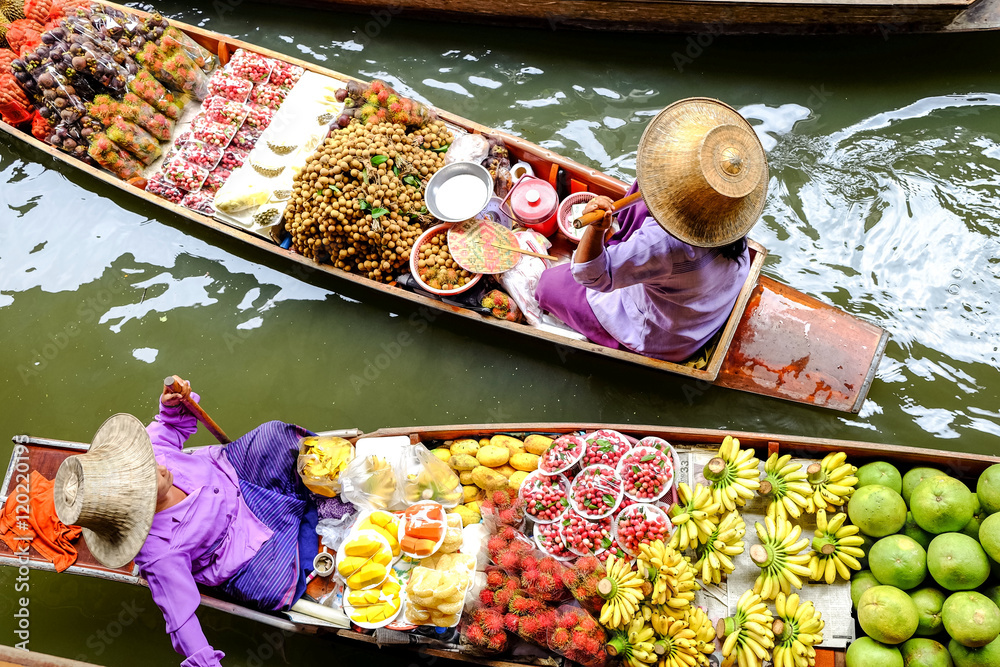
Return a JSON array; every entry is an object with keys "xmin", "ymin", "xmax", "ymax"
[
  {"xmin": 262, "ymin": 0, "xmax": 1000, "ymax": 34},
  {"xmin": 0, "ymin": 2, "xmax": 888, "ymax": 414},
  {"xmin": 3, "ymin": 424, "xmax": 998, "ymax": 666}
]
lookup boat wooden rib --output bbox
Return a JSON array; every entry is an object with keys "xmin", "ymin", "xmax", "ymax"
[
  {"xmin": 3, "ymin": 425, "xmax": 998, "ymax": 666},
  {"xmin": 259, "ymin": 0, "xmax": 1000, "ymax": 34},
  {"xmin": 0, "ymin": 2, "xmax": 888, "ymax": 413}
]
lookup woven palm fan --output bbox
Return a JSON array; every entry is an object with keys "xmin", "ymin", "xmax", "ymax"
[
  {"xmin": 54, "ymin": 414, "xmax": 158, "ymax": 569},
  {"xmin": 636, "ymin": 97, "xmax": 768, "ymax": 248}
]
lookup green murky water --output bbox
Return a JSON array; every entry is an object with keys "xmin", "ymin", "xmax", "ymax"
[{"xmin": 2, "ymin": 1, "xmax": 1000, "ymax": 663}]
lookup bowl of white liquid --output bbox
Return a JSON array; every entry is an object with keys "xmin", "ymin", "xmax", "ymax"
[{"xmin": 425, "ymin": 161, "xmax": 493, "ymax": 222}]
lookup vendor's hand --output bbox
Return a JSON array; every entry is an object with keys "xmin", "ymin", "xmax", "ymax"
[
  {"xmin": 160, "ymin": 376, "xmax": 191, "ymax": 407},
  {"xmin": 582, "ymin": 195, "xmax": 615, "ymax": 232}
]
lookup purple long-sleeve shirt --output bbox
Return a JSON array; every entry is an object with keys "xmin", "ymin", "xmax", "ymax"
[
  {"xmin": 571, "ymin": 182, "xmax": 750, "ymax": 361},
  {"xmin": 137, "ymin": 397, "xmax": 274, "ymax": 667}
]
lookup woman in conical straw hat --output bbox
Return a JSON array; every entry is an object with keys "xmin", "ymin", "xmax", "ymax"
[
  {"xmin": 54, "ymin": 377, "xmax": 346, "ymax": 667},
  {"xmin": 536, "ymin": 98, "xmax": 767, "ymax": 362}
]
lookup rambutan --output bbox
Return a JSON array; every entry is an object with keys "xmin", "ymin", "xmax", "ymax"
[
  {"xmin": 491, "ymin": 489, "xmax": 511, "ymax": 508},
  {"xmin": 479, "ymin": 589, "xmax": 495, "ymax": 607},
  {"xmin": 370, "ymin": 80, "xmax": 385, "ymax": 94},
  {"xmin": 510, "ymin": 594, "xmax": 533, "ymax": 616},
  {"xmin": 464, "ymin": 623, "xmax": 487, "ymax": 647},
  {"xmin": 571, "ymin": 629, "xmax": 592, "ymax": 648},
  {"xmin": 538, "ymin": 556, "xmax": 561, "ymax": 575},
  {"xmin": 520, "ymin": 554, "xmax": 539, "ymax": 572},
  {"xmin": 558, "ymin": 612, "xmax": 579, "ymax": 630},
  {"xmin": 498, "ymin": 525, "xmax": 518, "ymax": 541},
  {"xmin": 499, "ymin": 550, "xmax": 520, "ymax": 572},
  {"xmin": 485, "ymin": 630, "xmax": 508, "ymax": 653},
  {"xmin": 377, "ymin": 89, "xmax": 390, "ymax": 105},
  {"xmin": 520, "ymin": 569, "xmax": 540, "ymax": 589},
  {"xmin": 487, "ymin": 535, "xmax": 507, "ymax": 561},
  {"xmin": 486, "ymin": 569, "xmax": 505, "ymax": 589},
  {"xmin": 493, "ymin": 587, "xmax": 514, "ymax": 610},
  {"xmin": 579, "ymin": 616, "xmax": 599, "ymax": 634},
  {"xmin": 503, "ymin": 613, "xmax": 519, "ymax": 633},
  {"xmin": 498, "ymin": 508, "xmax": 519, "ymax": 525},
  {"xmin": 504, "ymin": 577, "xmax": 520, "ymax": 592},
  {"xmin": 480, "ymin": 609, "xmax": 505, "ymax": 635},
  {"xmin": 550, "ymin": 626, "xmax": 571, "ymax": 650},
  {"xmin": 579, "ymin": 636, "xmax": 603, "ymax": 655},
  {"xmin": 518, "ymin": 616, "xmax": 540, "ymax": 639}
]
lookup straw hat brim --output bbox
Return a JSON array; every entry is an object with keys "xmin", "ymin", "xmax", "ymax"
[
  {"xmin": 636, "ymin": 98, "xmax": 768, "ymax": 248},
  {"xmin": 54, "ymin": 414, "xmax": 158, "ymax": 569}
]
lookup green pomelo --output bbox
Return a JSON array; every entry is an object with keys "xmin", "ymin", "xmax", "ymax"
[
  {"xmin": 948, "ymin": 635, "xmax": 1000, "ymax": 667},
  {"xmin": 900, "ymin": 638, "xmax": 954, "ymax": 667},
  {"xmin": 943, "ymin": 592, "xmax": 1000, "ymax": 648},
  {"xmin": 910, "ymin": 587, "xmax": 947, "ymax": 636},
  {"xmin": 961, "ymin": 495, "xmax": 986, "ymax": 540},
  {"xmin": 858, "ymin": 461, "xmax": 903, "ymax": 494},
  {"xmin": 849, "ymin": 484, "xmax": 908, "ymax": 538},
  {"xmin": 904, "ymin": 467, "xmax": 947, "ymax": 506},
  {"xmin": 859, "ymin": 585, "xmax": 919, "ymax": 645},
  {"xmin": 852, "ymin": 570, "xmax": 882, "ymax": 609},
  {"xmin": 927, "ymin": 533, "xmax": 991, "ymax": 591},
  {"xmin": 904, "ymin": 511, "xmax": 935, "ymax": 550},
  {"xmin": 846, "ymin": 637, "xmax": 903, "ymax": 667},
  {"xmin": 977, "ymin": 464, "xmax": 1000, "ymax": 515},
  {"xmin": 871, "ymin": 534, "xmax": 928, "ymax": 590},
  {"xmin": 979, "ymin": 512, "xmax": 1000, "ymax": 564},
  {"xmin": 911, "ymin": 477, "xmax": 975, "ymax": 534}
]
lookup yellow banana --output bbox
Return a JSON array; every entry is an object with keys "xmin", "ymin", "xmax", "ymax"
[
  {"xmin": 704, "ymin": 436, "xmax": 761, "ymax": 513},
  {"xmin": 772, "ymin": 592, "xmax": 824, "ymax": 667},
  {"xmin": 760, "ymin": 453, "xmax": 812, "ymax": 521},
  {"xmin": 599, "ymin": 554, "xmax": 645, "ymax": 630},
  {"xmin": 749, "ymin": 516, "xmax": 812, "ymax": 601},
  {"xmin": 668, "ymin": 482, "xmax": 721, "ymax": 551},
  {"xmin": 693, "ymin": 510, "xmax": 745, "ymax": 585},
  {"xmin": 719, "ymin": 589, "xmax": 774, "ymax": 667},
  {"xmin": 808, "ymin": 509, "xmax": 866, "ymax": 584},
  {"xmin": 804, "ymin": 452, "xmax": 857, "ymax": 514}
]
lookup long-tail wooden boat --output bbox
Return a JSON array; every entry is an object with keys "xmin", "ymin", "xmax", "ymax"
[
  {"xmin": 0, "ymin": 2, "xmax": 888, "ymax": 413},
  {"xmin": 262, "ymin": 0, "xmax": 1000, "ymax": 34},
  {"xmin": 3, "ymin": 425, "xmax": 997, "ymax": 666}
]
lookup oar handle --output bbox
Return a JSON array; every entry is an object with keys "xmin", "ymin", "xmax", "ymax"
[
  {"xmin": 572, "ymin": 192, "xmax": 644, "ymax": 229},
  {"xmin": 491, "ymin": 242, "xmax": 558, "ymax": 261},
  {"xmin": 163, "ymin": 376, "xmax": 231, "ymax": 444}
]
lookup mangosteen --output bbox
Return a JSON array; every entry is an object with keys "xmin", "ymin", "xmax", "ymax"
[
  {"xmin": 335, "ymin": 88, "xmax": 348, "ymax": 103},
  {"xmin": 63, "ymin": 138, "xmax": 77, "ymax": 150},
  {"xmin": 42, "ymin": 89, "xmax": 57, "ymax": 101},
  {"xmin": 63, "ymin": 85, "xmax": 75, "ymax": 96},
  {"xmin": 152, "ymin": 26, "xmax": 164, "ymax": 39},
  {"xmin": 81, "ymin": 127, "xmax": 93, "ymax": 138},
  {"xmin": 72, "ymin": 56, "xmax": 87, "ymax": 71},
  {"xmin": 11, "ymin": 59, "xmax": 25, "ymax": 72},
  {"xmin": 337, "ymin": 114, "xmax": 352, "ymax": 128},
  {"xmin": 38, "ymin": 107, "xmax": 51, "ymax": 119},
  {"xmin": 36, "ymin": 72, "xmax": 56, "ymax": 89}
]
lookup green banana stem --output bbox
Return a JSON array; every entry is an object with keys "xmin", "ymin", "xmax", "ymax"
[
  {"xmin": 598, "ymin": 577, "xmax": 619, "ymax": 600},
  {"xmin": 702, "ymin": 458, "xmax": 728, "ymax": 482},
  {"xmin": 806, "ymin": 463, "xmax": 826, "ymax": 485},
  {"xmin": 812, "ymin": 535, "xmax": 837, "ymax": 555},
  {"xmin": 606, "ymin": 634, "xmax": 630, "ymax": 658}
]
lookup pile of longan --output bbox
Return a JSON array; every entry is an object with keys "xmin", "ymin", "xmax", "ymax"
[{"xmin": 283, "ymin": 119, "xmax": 453, "ymax": 282}]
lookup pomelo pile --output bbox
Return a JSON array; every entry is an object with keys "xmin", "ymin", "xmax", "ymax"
[{"xmin": 845, "ymin": 461, "xmax": 1000, "ymax": 667}]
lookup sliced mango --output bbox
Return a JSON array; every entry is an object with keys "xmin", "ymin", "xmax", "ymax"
[
  {"xmin": 344, "ymin": 535, "xmax": 381, "ymax": 558},
  {"xmin": 347, "ymin": 562, "xmax": 387, "ymax": 589}
]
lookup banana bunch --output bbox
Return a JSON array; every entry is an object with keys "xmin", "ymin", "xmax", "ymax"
[
  {"xmin": 693, "ymin": 510, "xmax": 746, "ymax": 585},
  {"xmin": 749, "ymin": 516, "xmax": 812, "ymax": 601},
  {"xmin": 703, "ymin": 436, "xmax": 761, "ymax": 512},
  {"xmin": 636, "ymin": 540, "xmax": 699, "ymax": 608},
  {"xmin": 667, "ymin": 482, "xmax": 721, "ymax": 551},
  {"xmin": 772, "ymin": 592, "xmax": 824, "ymax": 667},
  {"xmin": 808, "ymin": 509, "xmax": 865, "ymax": 584},
  {"xmin": 719, "ymin": 589, "xmax": 775, "ymax": 667},
  {"xmin": 606, "ymin": 616, "xmax": 657, "ymax": 667},
  {"xmin": 760, "ymin": 453, "xmax": 812, "ymax": 521},
  {"xmin": 649, "ymin": 607, "xmax": 701, "ymax": 667},
  {"xmin": 598, "ymin": 554, "xmax": 646, "ymax": 630},
  {"xmin": 803, "ymin": 452, "xmax": 858, "ymax": 514}
]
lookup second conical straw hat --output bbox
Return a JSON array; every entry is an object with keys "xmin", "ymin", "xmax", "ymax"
[{"xmin": 636, "ymin": 98, "xmax": 768, "ymax": 248}]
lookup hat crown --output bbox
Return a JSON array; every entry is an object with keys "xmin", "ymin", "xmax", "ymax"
[
  {"xmin": 636, "ymin": 98, "xmax": 768, "ymax": 248},
  {"xmin": 53, "ymin": 414, "xmax": 158, "ymax": 569}
]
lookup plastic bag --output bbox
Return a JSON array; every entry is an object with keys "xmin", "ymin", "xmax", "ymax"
[
  {"xmin": 499, "ymin": 230, "xmax": 553, "ymax": 326},
  {"xmin": 296, "ymin": 435, "xmax": 355, "ymax": 497},
  {"xmin": 129, "ymin": 68, "xmax": 186, "ymax": 120},
  {"xmin": 87, "ymin": 132, "xmax": 143, "ymax": 180},
  {"xmin": 394, "ymin": 443, "xmax": 462, "ymax": 509},
  {"xmin": 88, "ymin": 93, "xmax": 174, "ymax": 142},
  {"xmin": 137, "ymin": 39, "xmax": 208, "ymax": 100},
  {"xmin": 480, "ymin": 289, "xmax": 523, "ymax": 323},
  {"xmin": 340, "ymin": 453, "xmax": 398, "ymax": 512},
  {"xmin": 459, "ymin": 604, "xmax": 510, "ymax": 656},
  {"xmin": 106, "ymin": 116, "xmax": 161, "ymax": 165},
  {"xmin": 317, "ymin": 514, "xmax": 357, "ymax": 552},
  {"xmin": 444, "ymin": 133, "xmax": 490, "ymax": 165},
  {"xmin": 547, "ymin": 605, "xmax": 608, "ymax": 667},
  {"xmin": 163, "ymin": 26, "xmax": 216, "ymax": 73},
  {"xmin": 30, "ymin": 63, "xmax": 87, "ymax": 124}
]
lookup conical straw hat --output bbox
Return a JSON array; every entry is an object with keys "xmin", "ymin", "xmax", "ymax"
[
  {"xmin": 636, "ymin": 98, "xmax": 768, "ymax": 248},
  {"xmin": 54, "ymin": 414, "xmax": 157, "ymax": 569}
]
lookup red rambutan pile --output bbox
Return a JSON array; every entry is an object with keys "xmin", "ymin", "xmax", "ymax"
[
  {"xmin": 486, "ymin": 568, "xmax": 505, "ymax": 589},
  {"xmin": 463, "ymin": 622, "xmax": 487, "ymax": 647},
  {"xmin": 487, "ymin": 535, "xmax": 507, "ymax": 561},
  {"xmin": 486, "ymin": 631, "xmax": 508, "ymax": 653},
  {"xmin": 479, "ymin": 589, "xmax": 495, "ymax": 607},
  {"xmin": 492, "ymin": 587, "xmax": 514, "ymax": 610},
  {"xmin": 480, "ymin": 609, "xmax": 505, "ymax": 635},
  {"xmin": 498, "ymin": 550, "xmax": 520, "ymax": 572},
  {"xmin": 550, "ymin": 626, "xmax": 571, "ymax": 651}
]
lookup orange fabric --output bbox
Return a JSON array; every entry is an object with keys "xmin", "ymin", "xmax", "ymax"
[
  {"xmin": 814, "ymin": 648, "xmax": 836, "ymax": 667},
  {"xmin": 0, "ymin": 470, "xmax": 82, "ymax": 572}
]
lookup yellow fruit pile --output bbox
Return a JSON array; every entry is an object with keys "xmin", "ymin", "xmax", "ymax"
[
  {"xmin": 298, "ymin": 436, "xmax": 355, "ymax": 497},
  {"xmin": 404, "ymin": 565, "xmax": 470, "ymax": 627},
  {"xmin": 345, "ymin": 575, "xmax": 402, "ymax": 625},
  {"xmin": 338, "ymin": 532, "xmax": 393, "ymax": 590}
]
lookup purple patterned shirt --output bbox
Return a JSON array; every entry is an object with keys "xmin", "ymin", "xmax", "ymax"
[{"xmin": 571, "ymin": 181, "xmax": 750, "ymax": 361}]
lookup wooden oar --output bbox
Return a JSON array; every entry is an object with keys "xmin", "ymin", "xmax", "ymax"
[
  {"xmin": 490, "ymin": 242, "xmax": 558, "ymax": 261},
  {"xmin": 572, "ymin": 192, "xmax": 644, "ymax": 229},
  {"xmin": 164, "ymin": 375, "xmax": 231, "ymax": 444}
]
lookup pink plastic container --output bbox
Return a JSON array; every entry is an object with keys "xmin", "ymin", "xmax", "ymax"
[
  {"xmin": 556, "ymin": 192, "xmax": 597, "ymax": 244},
  {"xmin": 502, "ymin": 175, "xmax": 559, "ymax": 237}
]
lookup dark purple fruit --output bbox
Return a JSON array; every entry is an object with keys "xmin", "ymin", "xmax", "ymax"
[
  {"xmin": 63, "ymin": 139, "xmax": 77, "ymax": 150},
  {"xmin": 337, "ymin": 114, "xmax": 352, "ymax": 128},
  {"xmin": 72, "ymin": 56, "xmax": 87, "ymax": 71},
  {"xmin": 335, "ymin": 88, "xmax": 348, "ymax": 103},
  {"xmin": 41, "ymin": 33, "xmax": 56, "ymax": 46},
  {"xmin": 36, "ymin": 72, "xmax": 56, "ymax": 89}
]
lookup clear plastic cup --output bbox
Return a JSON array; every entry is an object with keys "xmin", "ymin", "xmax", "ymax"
[
  {"xmin": 558, "ymin": 510, "xmax": 612, "ymax": 557},
  {"xmin": 533, "ymin": 520, "xmax": 574, "ymax": 562}
]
